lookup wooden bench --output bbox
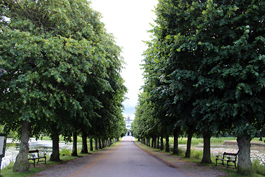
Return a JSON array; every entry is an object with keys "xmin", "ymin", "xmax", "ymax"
[
  {"xmin": 28, "ymin": 150, "xmax": 46, "ymax": 167},
  {"xmin": 216, "ymin": 151, "xmax": 238, "ymax": 169}
]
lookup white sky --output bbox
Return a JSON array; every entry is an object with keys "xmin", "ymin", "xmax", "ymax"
[{"xmin": 91, "ymin": 0, "xmax": 158, "ymax": 120}]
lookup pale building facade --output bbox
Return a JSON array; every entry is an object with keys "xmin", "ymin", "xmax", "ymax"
[{"xmin": 125, "ymin": 117, "xmax": 133, "ymax": 136}]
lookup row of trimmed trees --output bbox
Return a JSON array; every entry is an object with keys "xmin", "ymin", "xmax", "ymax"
[
  {"xmin": 132, "ymin": 0, "xmax": 265, "ymax": 175},
  {"xmin": 0, "ymin": 0, "xmax": 127, "ymax": 172}
]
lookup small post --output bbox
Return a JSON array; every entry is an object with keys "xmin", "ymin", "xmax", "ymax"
[{"xmin": 0, "ymin": 134, "xmax": 7, "ymax": 177}]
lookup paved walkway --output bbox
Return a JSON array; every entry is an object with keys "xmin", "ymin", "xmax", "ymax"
[
  {"xmin": 32, "ymin": 137, "xmax": 190, "ymax": 177},
  {"xmin": 72, "ymin": 136, "xmax": 190, "ymax": 177},
  {"xmin": 32, "ymin": 136, "xmax": 227, "ymax": 177}
]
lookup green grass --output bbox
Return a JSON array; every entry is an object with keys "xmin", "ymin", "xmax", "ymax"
[
  {"xmin": 165, "ymin": 136, "xmax": 264, "ymax": 147},
  {"xmin": 221, "ymin": 168, "xmax": 264, "ymax": 177},
  {"xmin": 38, "ymin": 135, "xmax": 83, "ymax": 143},
  {"xmin": 60, "ymin": 148, "xmax": 72, "ymax": 156},
  {"xmin": 37, "ymin": 135, "xmax": 118, "ymax": 145},
  {"xmin": 0, "ymin": 154, "xmax": 81, "ymax": 177},
  {"xmin": 1, "ymin": 140, "xmax": 120, "ymax": 177},
  {"xmin": 1, "ymin": 162, "xmax": 46, "ymax": 177},
  {"xmin": 180, "ymin": 148, "xmax": 264, "ymax": 176},
  {"xmin": 168, "ymin": 137, "xmax": 238, "ymax": 146},
  {"xmin": 252, "ymin": 159, "xmax": 265, "ymax": 176},
  {"xmin": 142, "ymin": 137, "xmax": 265, "ymax": 177}
]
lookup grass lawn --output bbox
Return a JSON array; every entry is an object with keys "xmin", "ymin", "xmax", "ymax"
[
  {"xmin": 169, "ymin": 137, "xmax": 264, "ymax": 146},
  {"xmin": 142, "ymin": 136, "xmax": 265, "ymax": 177},
  {"xmin": 0, "ymin": 141, "xmax": 121, "ymax": 177}
]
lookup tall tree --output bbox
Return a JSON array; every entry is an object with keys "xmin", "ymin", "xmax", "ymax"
[
  {"xmin": 0, "ymin": 0, "xmax": 126, "ymax": 171},
  {"xmin": 141, "ymin": 1, "xmax": 265, "ymax": 175},
  {"xmin": 190, "ymin": 0, "xmax": 265, "ymax": 174}
]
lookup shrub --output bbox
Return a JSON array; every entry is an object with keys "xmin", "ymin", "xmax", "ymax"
[
  {"xmin": 178, "ymin": 148, "xmax": 186, "ymax": 156},
  {"xmin": 252, "ymin": 158, "xmax": 265, "ymax": 176},
  {"xmin": 1, "ymin": 161, "xmax": 14, "ymax": 171},
  {"xmin": 60, "ymin": 148, "xmax": 71, "ymax": 156},
  {"xmin": 192, "ymin": 149, "xmax": 203, "ymax": 159}
]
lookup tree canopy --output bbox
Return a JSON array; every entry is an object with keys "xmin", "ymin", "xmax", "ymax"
[
  {"xmin": 133, "ymin": 0, "xmax": 265, "ymax": 175},
  {"xmin": 0, "ymin": 0, "xmax": 127, "ymax": 172}
]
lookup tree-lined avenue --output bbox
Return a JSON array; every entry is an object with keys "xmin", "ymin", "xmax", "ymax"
[
  {"xmin": 72, "ymin": 137, "xmax": 189, "ymax": 177},
  {"xmin": 33, "ymin": 137, "xmax": 190, "ymax": 177}
]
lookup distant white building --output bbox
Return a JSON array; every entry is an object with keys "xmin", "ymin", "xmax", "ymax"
[{"xmin": 125, "ymin": 117, "xmax": 133, "ymax": 136}]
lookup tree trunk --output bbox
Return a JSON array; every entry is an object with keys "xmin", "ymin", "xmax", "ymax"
[
  {"xmin": 99, "ymin": 138, "xmax": 102, "ymax": 149},
  {"xmin": 95, "ymin": 139, "xmax": 98, "ymax": 150},
  {"xmin": 160, "ymin": 135, "xmax": 164, "ymax": 151},
  {"xmin": 156, "ymin": 136, "xmax": 159, "ymax": 149},
  {"xmin": 166, "ymin": 135, "xmax": 170, "ymax": 152},
  {"xmin": 81, "ymin": 131, "xmax": 88, "ymax": 153},
  {"xmin": 185, "ymin": 129, "xmax": 193, "ymax": 158},
  {"xmin": 103, "ymin": 139, "xmax": 106, "ymax": 148},
  {"xmin": 13, "ymin": 120, "xmax": 30, "ymax": 172},
  {"xmin": 71, "ymin": 130, "xmax": 78, "ymax": 156},
  {"xmin": 149, "ymin": 138, "xmax": 151, "ymax": 147},
  {"xmin": 101, "ymin": 139, "xmax": 104, "ymax": 148},
  {"xmin": 258, "ymin": 130, "xmax": 263, "ymax": 141},
  {"xmin": 50, "ymin": 124, "xmax": 60, "ymax": 161},
  {"xmin": 173, "ymin": 127, "xmax": 180, "ymax": 154},
  {"xmin": 237, "ymin": 136, "xmax": 253, "ymax": 175},
  {"xmin": 201, "ymin": 132, "xmax": 212, "ymax": 163},
  {"xmin": 151, "ymin": 136, "xmax": 155, "ymax": 148},
  {"xmin": 89, "ymin": 136, "xmax": 93, "ymax": 151}
]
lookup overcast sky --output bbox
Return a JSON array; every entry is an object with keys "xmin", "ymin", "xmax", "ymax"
[{"xmin": 91, "ymin": 0, "xmax": 158, "ymax": 120}]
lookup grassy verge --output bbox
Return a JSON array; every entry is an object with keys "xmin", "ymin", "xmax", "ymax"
[
  {"xmin": 136, "ymin": 139, "xmax": 265, "ymax": 177},
  {"xmin": 0, "ymin": 141, "xmax": 121, "ymax": 177},
  {"xmin": 169, "ymin": 137, "xmax": 264, "ymax": 146},
  {"xmin": 37, "ymin": 135, "xmax": 83, "ymax": 143}
]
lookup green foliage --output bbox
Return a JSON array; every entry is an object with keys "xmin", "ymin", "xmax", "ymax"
[
  {"xmin": 252, "ymin": 159, "xmax": 265, "ymax": 176},
  {"xmin": 191, "ymin": 149, "xmax": 203, "ymax": 160},
  {"xmin": 60, "ymin": 148, "xmax": 72, "ymax": 156},
  {"xmin": 1, "ymin": 161, "xmax": 44, "ymax": 177},
  {"xmin": 132, "ymin": 91, "xmax": 160, "ymax": 139},
  {"xmin": 137, "ymin": 0, "xmax": 265, "ymax": 175},
  {"xmin": 0, "ymin": 0, "xmax": 126, "ymax": 171}
]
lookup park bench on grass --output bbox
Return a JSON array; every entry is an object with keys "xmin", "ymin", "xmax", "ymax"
[
  {"xmin": 216, "ymin": 151, "xmax": 239, "ymax": 169},
  {"xmin": 28, "ymin": 149, "xmax": 46, "ymax": 167}
]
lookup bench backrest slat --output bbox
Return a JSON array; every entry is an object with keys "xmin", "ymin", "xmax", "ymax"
[
  {"xmin": 29, "ymin": 150, "xmax": 39, "ymax": 153},
  {"xmin": 223, "ymin": 152, "xmax": 237, "ymax": 156},
  {"xmin": 29, "ymin": 150, "xmax": 41, "ymax": 158}
]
